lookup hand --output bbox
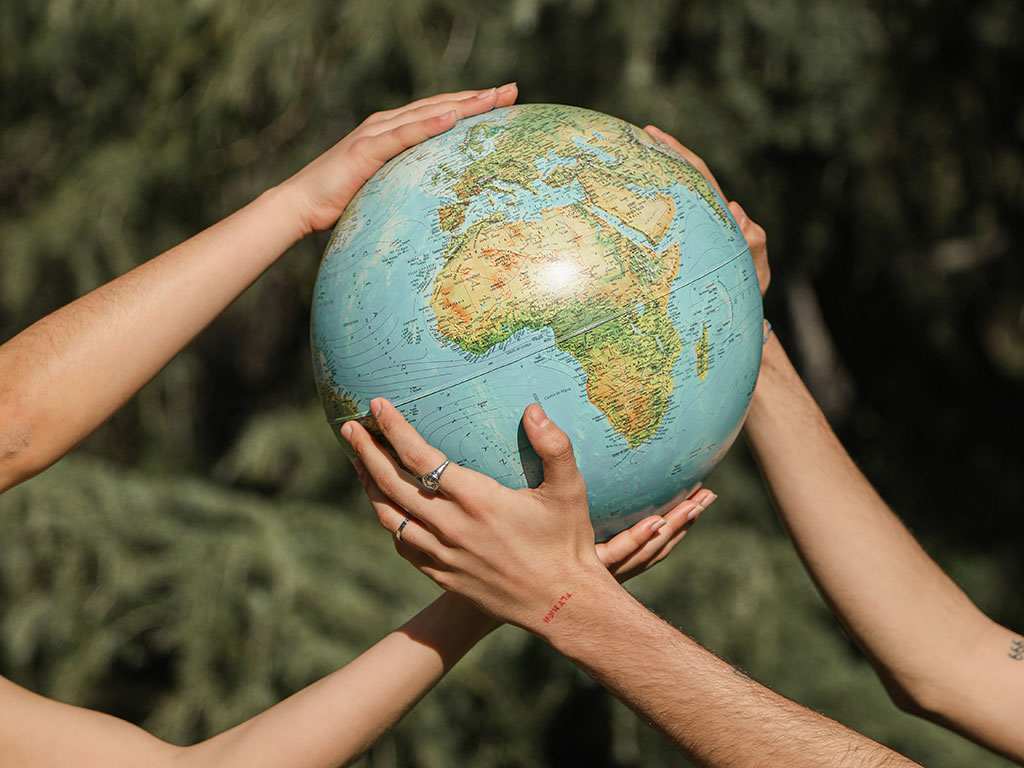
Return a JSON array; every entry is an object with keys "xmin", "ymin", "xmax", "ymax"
[
  {"xmin": 598, "ymin": 486, "xmax": 716, "ymax": 583},
  {"xmin": 643, "ymin": 125, "xmax": 769, "ymax": 297},
  {"xmin": 279, "ymin": 84, "xmax": 519, "ymax": 237},
  {"xmin": 342, "ymin": 398, "xmax": 713, "ymax": 630}
]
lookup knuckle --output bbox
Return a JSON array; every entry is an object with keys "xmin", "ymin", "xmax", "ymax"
[
  {"xmin": 374, "ymin": 472, "xmax": 400, "ymax": 501},
  {"xmin": 549, "ymin": 430, "xmax": 575, "ymax": 459},
  {"xmin": 349, "ymin": 136, "xmax": 380, "ymax": 162},
  {"xmin": 435, "ymin": 518, "xmax": 465, "ymax": 549},
  {"xmin": 373, "ymin": 406, "xmax": 394, "ymax": 431},
  {"xmin": 349, "ymin": 135, "xmax": 370, "ymax": 154},
  {"xmin": 564, "ymin": 475, "xmax": 588, "ymax": 502},
  {"xmin": 403, "ymin": 444, "xmax": 432, "ymax": 473},
  {"xmin": 429, "ymin": 546, "xmax": 455, "ymax": 571},
  {"xmin": 431, "ymin": 569, "xmax": 453, "ymax": 591}
]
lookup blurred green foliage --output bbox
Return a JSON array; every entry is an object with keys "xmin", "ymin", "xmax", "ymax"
[{"xmin": 1, "ymin": 1, "xmax": 1021, "ymax": 766}]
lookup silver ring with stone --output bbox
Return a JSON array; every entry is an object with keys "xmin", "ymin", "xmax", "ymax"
[
  {"xmin": 420, "ymin": 459, "xmax": 451, "ymax": 492},
  {"xmin": 396, "ymin": 517, "xmax": 412, "ymax": 542}
]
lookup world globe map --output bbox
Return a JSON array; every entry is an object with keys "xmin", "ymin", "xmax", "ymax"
[{"xmin": 311, "ymin": 104, "xmax": 763, "ymax": 541}]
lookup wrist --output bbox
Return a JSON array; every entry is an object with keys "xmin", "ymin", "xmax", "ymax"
[
  {"xmin": 527, "ymin": 566, "xmax": 627, "ymax": 646},
  {"xmin": 434, "ymin": 591, "xmax": 504, "ymax": 638},
  {"xmin": 257, "ymin": 182, "xmax": 315, "ymax": 245},
  {"xmin": 752, "ymin": 321, "xmax": 784, "ymax": 394}
]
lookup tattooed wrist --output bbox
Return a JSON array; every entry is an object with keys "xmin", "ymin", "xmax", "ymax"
[
  {"xmin": 542, "ymin": 592, "xmax": 573, "ymax": 624},
  {"xmin": 1009, "ymin": 638, "xmax": 1024, "ymax": 661}
]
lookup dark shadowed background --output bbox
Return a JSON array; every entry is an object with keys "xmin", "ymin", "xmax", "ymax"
[{"xmin": 2, "ymin": 1, "xmax": 1022, "ymax": 765}]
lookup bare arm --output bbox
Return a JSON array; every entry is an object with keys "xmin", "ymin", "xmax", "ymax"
[
  {"xmin": 644, "ymin": 124, "xmax": 1024, "ymax": 760},
  {"xmin": 0, "ymin": 593, "xmax": 497, "ymax": 768},
  {"xmin": 0, "ymin": 442, "xmax": 686, "ymax": 768},
  {"xmin": 0, "ymin": 88, "xmax": 532, "ymax": 767},
  {"xmin": 0, "ymin": 85, "xmax": 518, "ymax": 493},
  {"xmin": 343, "ymin": 397, "xmax": 921, "ymax": 767},
  {"xmin": 745, "ymin": 331, "xmax": 1024, "ymax": 760}
]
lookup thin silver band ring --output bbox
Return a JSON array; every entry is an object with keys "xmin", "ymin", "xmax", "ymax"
[{"xmin": 396, "ymin": 516, "xmax": 412, "ymax": 542}]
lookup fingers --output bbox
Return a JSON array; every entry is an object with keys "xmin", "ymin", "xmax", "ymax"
[
  {"xmin": 493, "ymin": 81, "xmax": 518, "ymax": 108},
  {"xmin": 728, "ymin": 201, "xmax": 769, "ymax": 295},
  {"xmin": 596, "ymin": 515, "xmax": 666, "ymax": 569},
  {"xmin": 362, "ymin": 87, "xmax": 505, "ymax": 139},
  {"xmin": 642, "ymin": 124, "xmax": 768, "ymax": 293},
  {"xmin": 353, "ymin": 453, "xmax": 450, "ymax": 566},
  {"xmin": 362, "ymin": 83, "xmax": 518, "ymax": 127},
  {"xmin": 362, "ymin": 397, "xmax": 495, "ymax": 508},
  {"xmin": 522, "ymin": 404, "xmax": 587, "ymax": 500},
  {"xmin": 643, "ymin": 125, "xmax": 726, "ymax": 199},
  {"xmin": 342, "ymin": 416, "xmax": 458, "ymax": 531},
  {"xmin": 351, "ymin": 110, "xmax": 460, "ymax": 166},
  {"xmin": 352, "ymin": 83, "xmax": 519, "ymax": 169},
  {"xmin": 355, "ymin": 449, "xmax": 454, "ymax": 584},
  {"xmin": 606, "ymin": 489, "xmax": 717, "ymax": 582}
]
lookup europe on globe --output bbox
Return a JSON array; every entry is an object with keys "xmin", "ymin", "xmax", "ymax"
[{"xmin": 311, "ymin": 104, "xmax": 763, "ymax": 541}]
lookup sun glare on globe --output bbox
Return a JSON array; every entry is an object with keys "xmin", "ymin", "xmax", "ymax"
[
  {"xmin": 311, "ymin": 104, "xmax": 762, "ymax": 541},
  {"xmin": 543, "ymin": 260, "xmax": 579, "ymax": 293}
]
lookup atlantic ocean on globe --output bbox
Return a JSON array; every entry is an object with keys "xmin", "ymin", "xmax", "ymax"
[{"xmin": 311, "ymin": 104, "xmax": 763, "ymax": 541}]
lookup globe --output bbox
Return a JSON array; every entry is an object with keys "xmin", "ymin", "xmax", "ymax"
[{"xmin": 311, "ymin": 104, "xmax": 763, "ymax": 541}]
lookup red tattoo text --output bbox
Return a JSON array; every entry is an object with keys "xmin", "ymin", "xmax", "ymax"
[{"xmin": 542, "ymin": 592, "xmax": 573, "ymax": 624}]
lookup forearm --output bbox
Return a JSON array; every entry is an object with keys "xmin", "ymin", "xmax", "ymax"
[
  {"xmin": 187, "ymin": 592, "xmax": 498, "ymax": 768},
  {"xmin": 745, "ymin": 334, "xmax": 1024, "ymax": 757},
  {"xmin": 537, "ymin": 573, "xmax": 918, "ymax": 767},
  {"xmin": 745, "ymin": 335, "xmax": 981, "ymax": 663},
  {"xmin": 1, "ymin": 593, "xmax": 498, "ymax": 768},
  {"xmin": 0, "ymin": 185, "xmax": 303, "ymax": 491}
]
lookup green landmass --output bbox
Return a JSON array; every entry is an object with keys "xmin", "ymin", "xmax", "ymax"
[
  {"xmin": 696, "ymin": 323, "xmax": 710, "ymax": 381},
  {"xmin": 448, "ymin": 104, "xmax": 731, "ymax": 228},
  {"xmin": 431, "ymin": 202, "xmax": 681, "ymax": 447}
]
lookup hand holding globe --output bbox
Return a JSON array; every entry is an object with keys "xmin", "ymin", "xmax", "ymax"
[{"xmin": 342, "ymin": 396, "xmax": 716, "ymax": 628}]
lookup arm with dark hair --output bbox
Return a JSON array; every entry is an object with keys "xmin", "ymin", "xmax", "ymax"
[{"xmin": 343, "ymin": 397, "xmax": 921, "ymax": 767}]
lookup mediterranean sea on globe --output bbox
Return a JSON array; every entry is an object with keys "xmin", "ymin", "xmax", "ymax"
[{"xmin": 311, "ymin": 103, "xmax": 763, "ymax": 541}]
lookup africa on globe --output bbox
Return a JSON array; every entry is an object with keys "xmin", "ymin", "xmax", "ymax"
[{"xmin": 311, "ymin": 104, "xmax": 763, "ymax": 541}]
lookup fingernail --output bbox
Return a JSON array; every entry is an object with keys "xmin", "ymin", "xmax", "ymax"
[
  {"xmin": 731, "ymin": 202, "xmax": 748, "ymax": 225},
  {"xmin": 686, "ymin": 503, "xmax": 705, "ymax": 522},
  {"xmin": 498, "ymin": 81, "xmax": 517, "ymax": 93},
  {"xmin": 649, "ymin": 518, "xmax": 667, "ymax": 535},
  {"xmin": 370, "ymin": 398, "xmax": 383, "ymax": 416},
  {"xmin": 476, "ymin": 87, "xmax": 497, "ymax": 99},
  {"xmin": 703, "ymin": 491, "xmax": 717, "ymax": 506},
  {"xmin": 528, "ymin": 403, "xmax": 550, "ymax": 428},
  {"xmin": 341, "ymin": 422, "xmax": 354, "ymax": 440}
]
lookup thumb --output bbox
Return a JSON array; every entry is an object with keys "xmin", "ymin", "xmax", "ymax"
[
  {"xmin": 728, "ymin": 200, "xmax": 749, "ymax": 227},
  {"xmin": 523, "ymin": 404, "xmax": 586, "ymax": 497}
]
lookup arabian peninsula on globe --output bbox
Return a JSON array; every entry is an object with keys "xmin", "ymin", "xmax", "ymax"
[{"xmin": 311, "ymin": 103, "xmax": 763, "ymax": 541}]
